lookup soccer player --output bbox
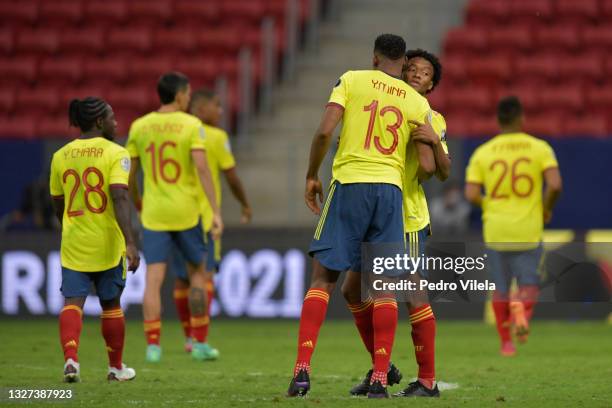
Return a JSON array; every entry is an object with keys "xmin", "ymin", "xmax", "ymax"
[
  {"xmin": 171, "ymin": 88, "xmax": 252, "ymax": 357},
  {"xmin": 465, "ymin": 96, "xmax": 562, "ymax": 356},
  {"xmin": 287, "ymin": 34, "xmax": 433, "ymax": 398},
  {"xmin": 50, "ymin": 97, "xmax": 140, "ymax": 382},
  {"xmin": 126, "ymin": 72, "xmax": 223, "ymax": 362},
  {"xmin": 345, "ymin": 49, "xmax": 450, "ymax": 398}
]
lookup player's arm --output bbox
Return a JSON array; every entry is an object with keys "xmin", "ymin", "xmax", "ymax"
[
  {"xmin": 464, "ymin": 182, "xmax": 483, "ymax": 207},
  {"xmin": 305, "ymin": 104, "xmax": 343, "ymax": 214},
  {"xmin": 128, "ymin": 157, "xmax": 142, "ymax": 211},
  {"xmin": 110, "ymin": 187, "xmax": 140, "ymax": 272},
  {"xmin": 409, "ymin": 116, "xmax": 437, "ymax": 181},
  {"xmin": 49, "ymin": 155, "xmax": 64, "ymax": 225},
  {"xmin": 542, "ymin": 167, "xmax": 562, "ymax": 224},
  {"xmin": 51, "ymin": 197, "xmax": 64, "ymax": 226},
  {"xmin": 192, "ymin": 149, "xmax": 224, "ymax": 237},
  {"xmin": 223, "ymin": 167, "xmax": 252, "ymax": 223}
]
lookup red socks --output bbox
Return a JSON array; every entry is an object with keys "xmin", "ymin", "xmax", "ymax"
[
  {"xmin": 59, "ymin": 305, "xmax": 83, "ymax": 362},
  {"xmin": 492, "ymin": 291, "xmax": 511, "ymax": 343},
  {"xmin": 294, "ymin": 288, "xmax": 330, "ymax": 376},
  {"xmin": 190, "ymin": 314, "xmax": 209, "ymax": 343},
  {"xmin": 173, "ymin": 287, "xmax": 191, "ymax": 338},
  {"xmin": 371, "ymin": 298, "xmax": 398, "ymax": 386},
  {"xmin": 410, "ymin": 304, "xmax": 436, "ymax": 389},
  {"xmin": 517, "ymin": 285, "xmax": 539, "ymax": 321},
  {"xmin": 348, "ymin": 298, "xmax": 374, "ymax": 363},
  {"xmin": 144, "ymin": 319, "xmax": 161, "ymax": 345},
  {"xmin": 206, "ymin": 280, "xmax": 214, "ymax": 319},
  {"xmin": 101, "ymin": 307, "xmax": 125, "ymax": 369}
]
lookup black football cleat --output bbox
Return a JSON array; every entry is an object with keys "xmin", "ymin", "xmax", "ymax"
[
  {"xmin": 393, "ymin": 380, "xmax": 440, "ymax": 398},
  {"xmin": 349, "ymin": 363, "xmax": 402, "ymax": 396},
  {"xmin": 287, "ymin": 369, "xmax": 310, "ymax": 397},
  {"xmin": 366, "ymin": 380, "xmax": 389, "ymax": 399}
]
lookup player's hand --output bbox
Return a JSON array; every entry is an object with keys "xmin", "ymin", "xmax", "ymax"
[
  {"xmin": 126, "ymin": 244, "xmax": 140, "ymax": 272},
  {"xmin": 240, "ymin": 205, "xmax": 252, "ymax": 224},
  {"xmin": 543, "ymin": 208, "xmax": 553, "ymax": 224},
  {"xmin": 408, "ymin": 115, "xmax": 438, "ymax": 146},
  {"xmin": 211, "ymin": 213, "xmax": 224, "ymax": 240},
  {"xmin": 305, "ymin": 177, "xmax": 324, "ymax": 215}
]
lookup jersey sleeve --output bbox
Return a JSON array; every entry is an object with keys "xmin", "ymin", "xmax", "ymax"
[
  {"xmin": 434, "ymin": 113, "xmax": 449, "ymax": 154},
  {"xmin": 49, "ymin": 154, "xmax": 63, "ymax": 198},
  {"xmin": 126, "ymin": 122, "xmax": 139, "ymax": 158},
  {"xmin": 190, "ymin": 122, "xmax": 207, "ymax": 151},
  {"xmin": 109, "ymin": 147, "xmax": 131, "ymax": 187},
  {"xmin": 465, "ymin": 148, "xmax": 483, "ymax": 184},
  {"xmin": 327, "ymin": 71, "xmax": 351, "ymax": 109},
  {"xmin": 539, "ymin": 141, "xmax": 559, "ymax": 171},
  {"xmin": 216, "ymin": 131, "xmax": 236, "ymax": 170}
]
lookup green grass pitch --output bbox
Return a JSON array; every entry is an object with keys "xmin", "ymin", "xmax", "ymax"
[{"xmin": 0, "ymin": 319, "xmax": 611, "ymax": 407}]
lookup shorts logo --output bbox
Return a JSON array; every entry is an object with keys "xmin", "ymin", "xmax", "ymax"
[{"xmin": 120, "ymin": 157, "xmax": 131, "ymax": 172}]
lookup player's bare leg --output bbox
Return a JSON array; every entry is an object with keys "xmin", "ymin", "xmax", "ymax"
[
  {"xmin": 288, "ymin": 259, "xmax": 339, "ymax": 397},
  {"xmin": 143, "ymin": 262, "xmax": 166, "ymax": 362},
  {"xmin": 173, "ymin": 277, "xmax": 192, "ymax": 352},
  {"xmin": 186, "ymin": 262, "xmax": 217, "ymax": 361},
  {"xmin": 100, "ymin": 296, "xmax": 135, "ymax": 381},
  {"xmin": 59, "ymin": 297, "xmax": 85, "ymax": 382}
]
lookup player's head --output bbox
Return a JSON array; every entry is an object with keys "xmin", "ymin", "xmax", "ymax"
[
  {"xmin": 497, "ymin": 96, "xmax": 524, "ymax": 131},
  {"xmin": 190, "ymin": 88, "xmax": 222, "ymax": 127},
  {"xmin": 373, "ymin": 34, "xmax": 406, "ymax": 69},
  {"xmin": 68, "ymin": 97, "xmax": 116, "ymax": 140},
  {"xmin": 403, "ymin": 49, "xmax": 442, "ymax": 95},
  {"xmin": 157, "ymin": 71, "xmax": 191, "ymax": 111}
]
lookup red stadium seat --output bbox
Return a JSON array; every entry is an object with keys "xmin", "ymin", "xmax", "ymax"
[
  {"xmin": 59, "ymin": 29, "xmax": 106, "ymax": 56},
  {"xmin": 38, "ymin": 117, "xmax": 76, "ymax": 139},
  {"xmin": 153, "ymin": 30, "xmax": 197, "ymax": 54},
  {"xmin": 107, "ymin": 28, "xmax": 152, "ymax": 54},
  {"xmin": 15, "ymin": 88, "xmax": 60, "ymax": 114},
  {"xmin": 514, "ymin": 55, "xmax": 559, "ymax": 85},
  {"xmin": 63, "ymin": 85, "xmax": 106, "ymax": 108},
  {"xmin": 446, "ymin": 86, "xmax": 493, "ymax": 114},
  {"xmin": 266, "ymin": 0, "xmax": 288, "ymax": 21},
  {"xmin": 196, "ymin": 28, "xmax": 242, "ymax": 56},
  {"xmin": 538, "ymin": 85, "xmax": 584, "ymax": 112},
  {"xmin": 39, "ymin": 57, "xmax": 83, "ymax": 85},
  {"xmin": 535, "ymin": 26, "xmax": 580, "ymax": 52},
  {"xmin": 466, "ymin": 0, "xmax": 509, "ymax": 27},
  {"xmin": 582, "ymin": 27, "xmax": 612, "ymax": 53},
  {"xmin": 585, "ymin": 86, "xmax": 612, "ymax": 113},
  {"xmin": 0, "ymin": 116, "xmax": 37, "ymax": 139},
  {"xmin": 601, "ymin": 0, "xmax": 612, "ymax": 22},
  {"xmin": 83, "ymin": 59, "xmax": 128, "ymax": 84},
  {"xmin": 524, "ymin": 113, "xmax": 563, "ymax": 137},
  {"xmin": 495, "ymin": 85, "xmax": 540, "ymax": 112},
  {"xmin": 39, "ymin": 1, "xmax": 83, "ymax": 26},
  {"xmin": 128, "ymin": 0, "xmax": 173, "ymax": 25},
  {"xmin": 510, "ymin": 0, "xmax": 553, "ymax": 25},
  {"xmin": 0, "ymin": 29, "xmax": 13, "ymax": 54},
  {"xmin": 0, "ymin": 2, "xmax": 38, "ymax": 27},
  {"xmin": 555, "ymin": 0, "xmax": 599, "ymax": 26},
  {"xmin": 175, "ymin": 58, "xmax": 219, "ymax": 85},
  {"xmin": 562, "ymin": 114, "xmax": 608, "ymax": 137},
  {"xmin": 174, "ymin": 0, "xmax": 221, "ymax": 25},
  {"xmin": 467, "ymin": 115, "xmax": 499, "ymax": 136},
  {"xmin": 441, "ymin": 55, "xmax": 467, "ymax": 84},
  {"xmin": 84, "ymin": 1, "xmax": 128, "ymax": 25},
  {"xmin": 427, "ymin": 89, "xmax": 446, "ymax": 113},
  {"xmin": 0, "ymin": 57, "xmax": 37, "ymax": 85},
  {"xmin": 128, "ymin": 57, "xmax": 175, "ymax": 86},
  {"xmin": 442, "ymin": 114, "xmax": 471, "ymax": 136},
  {"xmin": 16, "ymin": 30, "xmax": 60, "ymax": 55},
  {"xmin": 221, "ymin": 0, "xmax": 266, "ymax": 24},
  {"xmin": 487, "ymin": 27, "xmax": 533, "ymax": 53},
  {"xmin": 0, "ymin": 88, "xmax": 15, "ymax": 113},
  {"xmin": 107, "ymin": 88, "xmax": 153, "ymax": 113},
  {"xmin": 466, "ymin": 55, "xmax": 511, "ymax": 86},
  {"xmin": 557, "ymin": 53, "xmax": 603, "ymax": 83},
  {"xmin": 444, "ymin": 27, "xmax": 488, "ymax": 56}
]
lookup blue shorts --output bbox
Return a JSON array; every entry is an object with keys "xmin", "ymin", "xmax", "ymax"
[
  {"xmin": 309, "ymin": 181, "xmax": 404, "ymax": 272},
  {"xmin": 61, "ymin": 259, "xmax": 126, "ymax": 301},
  {"xmin": 486, "ymin": 245, "xmax": 543, "ymax": 294},
  {"xmin": 407, "ymin": 225, "xmax": 431, "ymax": 278},
  {"xmin": 143, "ymin": 220, "xmax": 206, "ymax": 266},
  {"xmin": 170, "ymin": 231, "xmax": 219, "ymax": 280}
]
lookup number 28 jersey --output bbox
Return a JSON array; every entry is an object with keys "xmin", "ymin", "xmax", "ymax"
[
  {"xmin": 465, "ymin": 132, "xmax": 558, "ymax": 246},
  {"xmin": 328, "ymin": 70, "xmax": 431, "ymax": 190},
  {"xmin": 50, "ymin": 137, "xmax": 130, "ymax": 271},
  {"xmin": 127, "ymin": 111, "xmax": 206, "ymax": 232}
]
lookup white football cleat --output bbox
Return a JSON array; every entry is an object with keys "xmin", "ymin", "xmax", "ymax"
[
  {"xmin": 107, "ymin": 363, "xmax": 136, "ymax": 381},
  {"xmin": 63, "ymin": 358, "xmax": 80, "ymax": 383}
]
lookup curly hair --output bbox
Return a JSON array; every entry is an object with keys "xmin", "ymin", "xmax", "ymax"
[{"xmin": 405, "ymin": 49, "xmax": 443, "ymax": 93}]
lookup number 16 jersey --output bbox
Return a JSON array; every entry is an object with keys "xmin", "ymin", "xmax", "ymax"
[
  {"xmin": 50, "ymin": 137, "xmax": 131, "ymax": 271},
  {"xmin": 126, "ymin": 111, "xmax": 206, "ymax": 231},
  {"xmin": 328, "ymin": 70, "xmax": 431, "ymax": 190}
]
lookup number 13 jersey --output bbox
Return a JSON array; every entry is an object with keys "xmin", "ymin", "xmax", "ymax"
[
  {"xmin": 50, "ymin": 137, "xmax": 131, "ymax": 271},
  {"xmin": 327, "ymin": 70, "xmax": 431, "ymax": 190},
  {"xmin": 127, "ymin": 111, "xmax": 206, "ymax": 232}
]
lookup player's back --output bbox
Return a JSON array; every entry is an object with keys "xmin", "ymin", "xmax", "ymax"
[
  {"xmin": 468, "ymin": 132, "xmax": 558, "ymax": 244},
  {"xmin": 127, "ymin": 111, "xmax": 205, "ymax": 231},
  {"xmin": 50, "ymin": 137, "xmax": 129, "ymax": 271},
  {"xmin": 331, "ymin": 70, "xmax": 431, "ymax": 189}
]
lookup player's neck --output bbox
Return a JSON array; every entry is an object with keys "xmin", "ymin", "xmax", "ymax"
[
  {"xmin": 376, "ymin": 62, "xmax": 403, "ymax": 79},
  {"xmin": 79, "ymin": 131, "xmax": 103, "ymax": 140},
  {"xmin": 158, "ymin": 103, "xmax": 181, "ymax": 113},
  {"xmin": 500, "ymin": 126, "xmax": 522, "ymax": 134}
]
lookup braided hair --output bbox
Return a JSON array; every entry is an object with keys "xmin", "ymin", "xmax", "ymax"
[{"xmin": 68, "ymin": 97, "xmax": 108, "ymax": 132}]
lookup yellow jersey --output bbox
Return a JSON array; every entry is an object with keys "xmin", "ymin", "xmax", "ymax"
[
  {"xmin": 465, "ymin": 132, "xmax": 559, "ymax": 248},
  {"xmin": 126, "ymin": 111, "xmax": 206, "ymax": 231},
  {"xmin": 49, "ymin": 137, "xmax": 130, "ymax": 272},
  {"xmin": 198, "ymin": 124, "xmax": 236, "ymax": 232},
  {"xmin": 329, "ymin": 70, "xmax": 431, "ymax": 189},
  {"xmin": 403, "ymin": 111, "xmax": 449, "ymax": 233}
]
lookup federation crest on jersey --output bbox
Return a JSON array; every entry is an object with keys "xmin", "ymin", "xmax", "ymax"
[{"xmin": 120, "ymin": 157, "xmax": 131, "ymax": 172}]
